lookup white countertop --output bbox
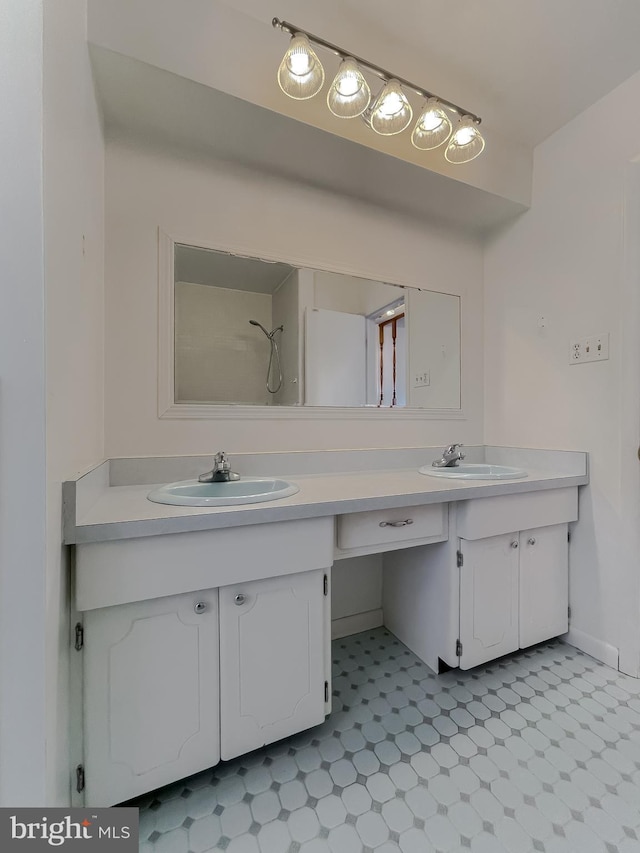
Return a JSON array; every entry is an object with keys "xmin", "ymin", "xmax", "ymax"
[{"xmin": 66, "ymin": 449, "xmax": 589, "ymax": 544}]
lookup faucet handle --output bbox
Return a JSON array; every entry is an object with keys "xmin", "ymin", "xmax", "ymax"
[
  {"xmin": 445, "ymin": 443, "xmax": 463, "ymax": 454},
  {"xmin": 215, "ymin": 451, "xmax": 230, "ymax": 470}
]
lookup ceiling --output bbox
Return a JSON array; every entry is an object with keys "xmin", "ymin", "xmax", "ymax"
[
  {"xmin": 225, "ymin": 0, "xmax": 640, "ymax": 148},
  {"xmin": 175, "ymin": 244, "xmax": 295, "ymax": 294},
  {"xmin": 88, "ymin": 0, "xmax": 640, "ymax": 236}
]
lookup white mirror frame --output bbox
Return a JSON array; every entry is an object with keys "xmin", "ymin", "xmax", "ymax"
[{"xmin": 158, "ymin": 229, "xmax": 465, "ymax": 421}]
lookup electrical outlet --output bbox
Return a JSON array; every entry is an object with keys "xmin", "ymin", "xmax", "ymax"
[
  {"xmin": 569, "ymin": 340, "xmax": 582, "ymax": 363},
  {"xmin": 413, "ymin": 371, "xmax": 430, "ymax": 387}
]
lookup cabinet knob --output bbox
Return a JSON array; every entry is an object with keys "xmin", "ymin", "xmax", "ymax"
[
  {"xmin": 194, "ymin": 601, "xmax": 207, "ymax": 614},
  {"xmin": 234, "ymin": 593, "xmax": 246, "ymax": 606},
  {"xmin": 527, "ymin": 537, "xmax": 536, "ymax": 546},
  {"xmin": 511, "ymin": 540, "xmax": 519, "ymax": 549}
]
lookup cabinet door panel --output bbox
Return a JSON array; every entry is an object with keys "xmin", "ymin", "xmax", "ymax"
[
  {"xmin": 459, "ymin": 534, "xmax": 519, "ymax": 669},
  {"xmin": 220, "ymin": 570, "xmax": 326, "ymax": 760},
  {"xmin": 84, "ymin": 590, "xmax": 219, "ymax": 805},
  {"xmin": 519, "ymin": 524, "xmax": 568, "ymax": 648}
]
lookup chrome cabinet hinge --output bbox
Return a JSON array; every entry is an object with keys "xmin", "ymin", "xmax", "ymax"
[
  {"xmin": 456, "ymin": 550, "xmax": 463, "ymax": 568},
  {"xmin": 456, "ymin": 639, "xmax": 463, "ymax": 657},
  {"xmin": 323, "ymin": 574, "xmax": 328, "ymax": 596},
  {"xmin": 324, "ymin": 681, "xmax": 329, "ymax": 703},
  {"xmin": 76, "ymin": 764, "xmax": 85, "ymax": 793},
  {"xmin": 74, "ymin": 622, "xmax": 84, "ymax": 651}
]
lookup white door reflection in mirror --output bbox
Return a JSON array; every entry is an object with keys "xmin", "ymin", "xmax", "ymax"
[{"xmin": 305, "ymin": 308, "xmax": 367, "ymax": 406}]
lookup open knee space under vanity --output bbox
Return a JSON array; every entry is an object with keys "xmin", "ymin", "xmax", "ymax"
[{"xmin": 64, "ymin": 446, "xmax": 588, "ymax": 807}]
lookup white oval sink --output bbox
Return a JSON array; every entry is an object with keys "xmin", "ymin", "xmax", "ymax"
[
  {"xmin": 419, "ymin": 463, "xmax": 528, "ymax": 480},
  {"xmin": 147, "ymin": 478, "xmax": 299, "ymax": 507}
]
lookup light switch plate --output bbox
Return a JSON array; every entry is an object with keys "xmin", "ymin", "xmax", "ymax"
[
  {"xmin": 569, "ymin": 333, "xmax": 609, "ymax": 364},
  {"xmin": 413, "ymin": 371, "xmax": 430, "ymax": 387}
]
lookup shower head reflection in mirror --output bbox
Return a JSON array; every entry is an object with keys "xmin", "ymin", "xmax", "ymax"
[
  {"xmin": 249, "ymin": 320, "xmax": 284, "ymax": 394},
  {"xmin": 158, "ymin": 232, "xmax": 462, "ymax": 415}
]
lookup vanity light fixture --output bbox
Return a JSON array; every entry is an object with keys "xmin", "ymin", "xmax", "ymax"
[
  {"xmin": 327, "ymin": 57, "xmax": 371, "ymax": 118},
  {"xmin": 366, "ymin": 79, "xmax": 413, "ymax": 136},
  {"xmin": 273, "ymin": 17, "xmax": 485, "ymax": 163},
  {"xmin": 445, "ymin": 115, "xmax": 486, "ymax": 164},
  {"xmin": 277, "ymin": 32, "xmax": 325, "ymax": 100},
  {"xmin": 411, "ymin": 98, "xmax": 453, "ymax": 151}
]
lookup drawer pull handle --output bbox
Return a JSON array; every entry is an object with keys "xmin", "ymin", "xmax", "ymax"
[
  {"xmin": 194, "ymin": 601, "xmax": 207, "ymax": 614},
  {"xmin": 234, "ymin": 593, "xmax": 246, "ymax": 605},
  {"xmin": 379, "ymin": 519, "xmax": 414, "ymax": 528},
  {"xmin": 528, "ymin": 537, "xmax": 536, "ymax": 546}
]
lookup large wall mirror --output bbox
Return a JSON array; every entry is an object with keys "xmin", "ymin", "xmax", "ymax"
[{"xmin": 159, "ymin": 236, "xmax": 461, "ymax": 414}]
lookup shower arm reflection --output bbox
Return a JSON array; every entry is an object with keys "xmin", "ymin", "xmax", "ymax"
[{"xmin": 249, "ymin": 319, "xmax": 284, "ymax": 394}]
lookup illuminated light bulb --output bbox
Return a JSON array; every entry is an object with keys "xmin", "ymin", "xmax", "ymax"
[
  {"xmin": 445, "ymin": 115, "xmax": 485, "ymax": 163},
  {"xmin": 386, "ymin": 309, "xmax": 395, "ymax": 316},
  {"xmin": 368, "ymin": 80, "xmax": 413, "ymax": 135},
  {"xmin": 289, "ymin": 51, "xmax": 311, "ymax": 76},
  {"xmin": 379, "ymin": 90, "xmax": 404, "ymax": 116},
  {"xmin": 421, "ymin": 109, "xmax": 444, "ymax": 131},
  {"xmin": 454, "ymin": 126, "xmax": 476, "ymax": 145},
  {"xmin": 411, "ymin": 98, "xmax": 452, "ymax": 151},
  {"xmin": 327, "ymin": 58, "xmax": 370, "ymax": 118},
  {"xmin": 277, "ymin": 33, "xmax": 325, "ymax": 100}
]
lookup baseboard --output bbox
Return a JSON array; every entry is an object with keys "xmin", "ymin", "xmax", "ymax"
[
  {"xmin": 331, "ymin": 609, "xmax": 384, "ymax": 640},
  {"xmin": 563, "ymin": 627, "xmax": 619, "ymax": 670}
]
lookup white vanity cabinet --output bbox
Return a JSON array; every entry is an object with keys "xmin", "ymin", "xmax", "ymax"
[
  {"xmin": 458, "ymin": 533, "xmax": 520, "ymax": 669},
  {"xmin": 83, "ymin": 588, "xmax": 220, "ymax": 806},
  {"xmin": 458, "ymin": 524, "xmax": 568, "ymax": 669},
  {"xmin": 74, "ymin": 517, "xmax": 334, "ymax": 806},
  {"xmin": 384, "ymin": 488, "xmax": 578, "ymax": 674},
  {"xmin": 518, "ymin": 524, "xmax": 570, "ymax": 648},
  {"xmin": 220, "ymin": 570, "xmax": 328, "ymax": 760}
]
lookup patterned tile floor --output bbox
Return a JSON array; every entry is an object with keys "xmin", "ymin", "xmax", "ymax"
[{"xmin": 131, "ymin": 629, "xmax": 640, "ymax": 852}]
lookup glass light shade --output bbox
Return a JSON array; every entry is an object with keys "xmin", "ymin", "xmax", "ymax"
[
  {"xmin": 368, "ymin": 80, "xmax": 413, "ymax": 135},
  {"xmin": 411, "ymin": 98, "xmax": 452, "ymax": 150},
  {"xmin": 327, "ymin": 58, "xmax": 371, "ymax": 118},
  {"xmin": 277, "ymin": 33, "xmax": 325, "ymax": 100},
  {"xmin": 445, "ymin": 116, "xmax": 485, "ymax": 163}
]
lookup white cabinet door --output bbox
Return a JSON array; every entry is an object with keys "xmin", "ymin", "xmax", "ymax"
[
  {"xmin": 519, "ymin": 523, "xmax": 568, "ymax": 648},
  {"xmin": 83, "ymin": 589, "xmax": 219, "ymax": 806},
  {"xmin": 220, "ymin": 570, "xmax": 327, "ymax": 760},
  {"xmin": 459, "ymin": 534, "xmax": 520, "ymax": 670}
]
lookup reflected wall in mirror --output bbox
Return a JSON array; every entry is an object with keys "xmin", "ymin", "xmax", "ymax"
[{"xmin": 172, "ymin": 242, "xmax": 460, "ymax": 409}]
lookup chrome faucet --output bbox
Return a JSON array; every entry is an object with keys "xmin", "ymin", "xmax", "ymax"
[
  {"xmin": 432, "ymin": 443, "xmax": 465, "ymax": 468},
  {"xmin": 198, "ymin": 451, "xmax": 241, "ymax": 483}
]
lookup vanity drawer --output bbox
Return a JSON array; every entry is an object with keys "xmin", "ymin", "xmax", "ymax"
[
  {"xmin": 456, "ymin": 487, "xmax": 577, "ymax": 540},
  {"xmin": 337, "ymin": 503, "xmax": 447, "ymax": 553}
]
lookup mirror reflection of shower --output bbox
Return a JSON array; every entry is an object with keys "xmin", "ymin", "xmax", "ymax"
[{"xmin": 249, "ymin": 320, "xmax": 284, "ymax": 394}]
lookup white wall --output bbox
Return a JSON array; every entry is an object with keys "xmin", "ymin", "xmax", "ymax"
[
  {"xmin": 175, "ymin": 282, "xmax": 271, "ymax": 404},
  {"xmin": 407, "ymin": 290, "xmax": 461, "ymax": 409},
  {"xmin": 484, "ymin": 70, "xmax": 640, "ymax": 675},
  {"xmin": 332, "ymin": 556, "xmax": 383, "ymax": 634},
  {"xmin": 43, "ymin": 0, "xmax": 105, "ymax": 803},
  {"xmin": 105, "ymin": 140, "xmax": 484, "ymax": 456},
  {"xmin": 0, "ymin": 0, "xmax": 47, "ymax": 807}
]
